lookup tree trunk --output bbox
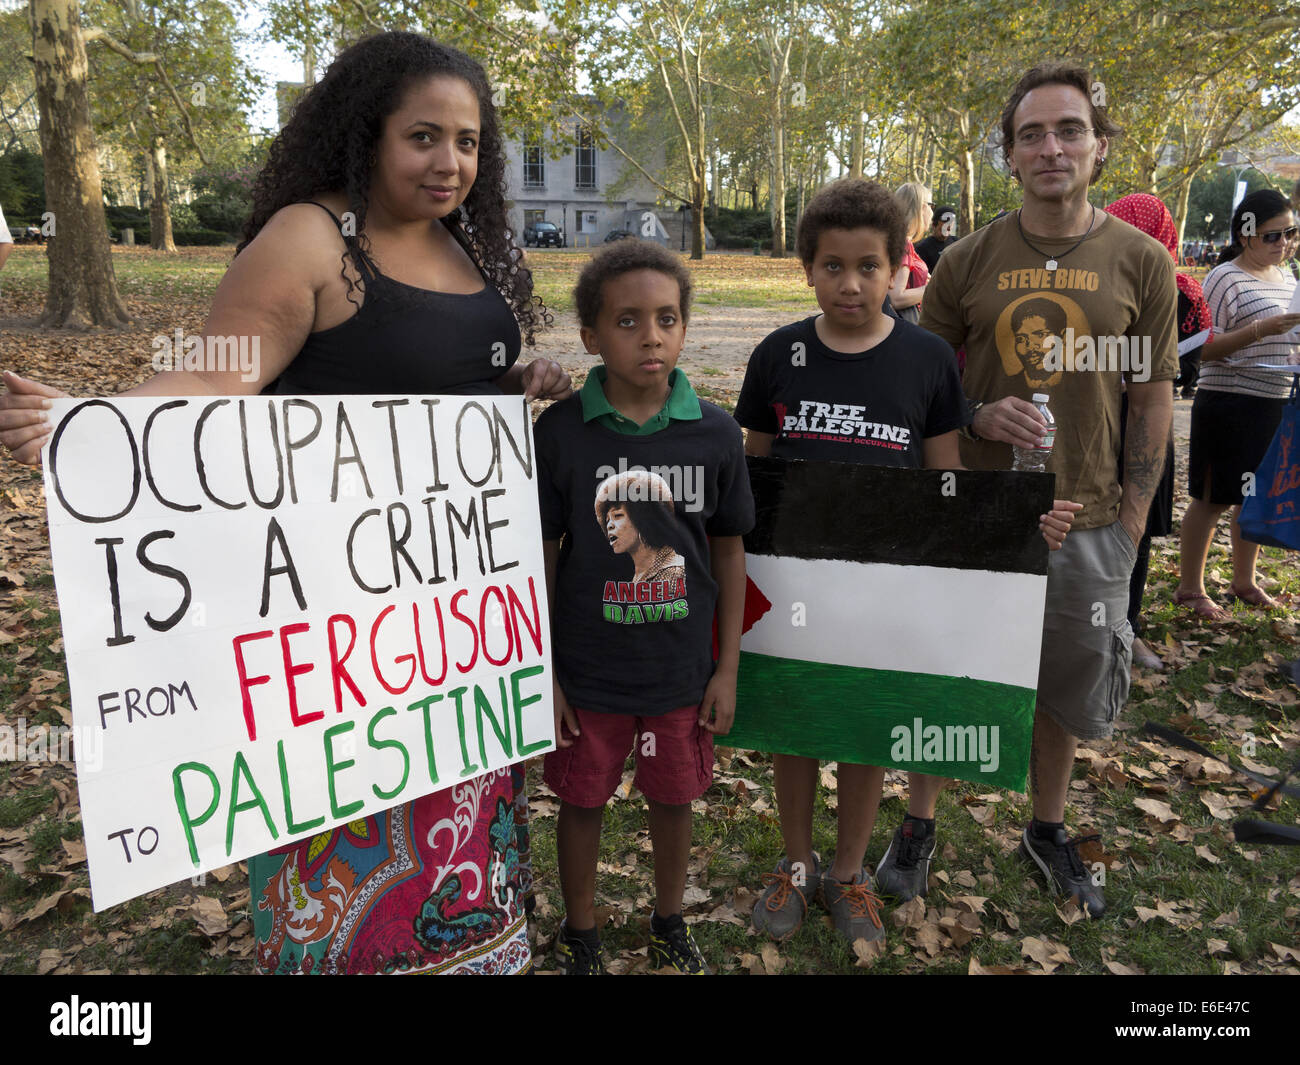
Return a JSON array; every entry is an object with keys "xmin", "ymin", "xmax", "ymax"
[
  {"xmin": 1171, "ymin": 167, "xmax": 1196, "ymax": 260},
  {"xmin": 31, "ymin": 0, "xmax": 129, "ymax": 328},
  {"xmin": 960, "ymin": 145, "xmax": 976, "ymax": 237},
  {"xmin": 148, "ymin": 130, "xmax": 175, "ymax": 252},
  {"xmin": 850, "ymin": 107, "xmax": 865, "ymax": 178},
  {"xmin": 770, "ymin": 92, "xmax": 786, "ymax": 258}
]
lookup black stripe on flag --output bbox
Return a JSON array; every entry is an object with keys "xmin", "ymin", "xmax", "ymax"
[{"xmin": 744, "ymin": 455, "xmax": 1053, "ymax": 575}]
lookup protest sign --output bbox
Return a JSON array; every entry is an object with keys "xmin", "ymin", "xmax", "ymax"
[
  {"xmin": 41, "ymin": 394, "xmax": 553, "ymax": 911},
  {"xmin": 727, "ymin": 457, "xmax": 1051, "ymax": 792}
]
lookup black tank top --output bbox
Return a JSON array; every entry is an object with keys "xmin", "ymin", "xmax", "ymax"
[{"xmin": 264, "ymin": 202, "xmax": 522, "ymax": 396}]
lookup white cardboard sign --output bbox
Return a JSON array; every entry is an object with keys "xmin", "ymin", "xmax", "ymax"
[{"xmin": 41, "ymin": 394, "xmax": 553, "ymax": 910}]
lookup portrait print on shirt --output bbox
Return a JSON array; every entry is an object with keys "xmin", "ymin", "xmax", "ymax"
[
  {"xmin": 996, "ymin": 292, "xmax": 1090, "ymax": 391},
  {"xmin": 595, "ymin": 469, "xmax": 689, "ymax": 624}
]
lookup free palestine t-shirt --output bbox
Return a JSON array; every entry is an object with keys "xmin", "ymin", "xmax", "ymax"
[{"xmin": 734, "ymin": 315, "xmax": 968, "ymax": 467}]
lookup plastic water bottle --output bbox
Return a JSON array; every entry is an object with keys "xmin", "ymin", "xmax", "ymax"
[{"xmin": 1012, "ymin": 393, "xmax": 1055, "ymax": 473}]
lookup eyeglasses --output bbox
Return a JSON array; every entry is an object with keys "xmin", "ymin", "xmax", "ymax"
[
  {"xmin": 1258, "ymin": 227, "xmax": 1299, "ymax": 245},
  {"xmin": 1015, "ymin": 125, "xmax": 1094, "ymax": 146}
]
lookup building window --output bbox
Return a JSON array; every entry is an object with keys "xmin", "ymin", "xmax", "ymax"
[
  {"xmin": 575, "ymin": 125, "xmax": 596, "ymax": 190},
  {"xmin": 523, "ymin": 134, "xmax": 545, "ymax": 189}
]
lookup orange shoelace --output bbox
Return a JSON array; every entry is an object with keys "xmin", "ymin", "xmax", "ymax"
[
  {"xmin": 838, "ymin": 879, "xmax": 885, "ymax": 929},
  {"xmin": 760, "ymin": 868, "xmax": 806, "ymax": 912}
]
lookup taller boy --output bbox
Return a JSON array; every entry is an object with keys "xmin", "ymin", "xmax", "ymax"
[{"xmin": 920, "ymin": 63, "xmax": 1177, "ymax": 915}]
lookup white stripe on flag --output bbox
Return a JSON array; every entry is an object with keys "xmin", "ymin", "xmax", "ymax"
[{"xmin": 743, "ymin": 555, "xmax": 1045, "ymax": 690}]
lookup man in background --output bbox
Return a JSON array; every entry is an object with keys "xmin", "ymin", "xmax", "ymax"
[{"xmin": 915, "ymin": 204, "xmax": 958, "ymax": 272}]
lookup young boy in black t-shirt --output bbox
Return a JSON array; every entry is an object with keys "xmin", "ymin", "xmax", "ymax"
[
  {"xmin": 737, "ymin": 180, "xmax": 1077, "ymax": 948},
  {"xmin": 534, "ymin": 240, "xmax": 753, "ymax": 974},
  {"xmin": 735, "ymin": 178, "xmax": 966, "ymax": 950}
]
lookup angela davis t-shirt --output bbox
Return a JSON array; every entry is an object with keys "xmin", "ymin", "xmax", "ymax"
[
  {"xmin": 734, "ymin": 315, "xmax": 969, "ymax": 467},
  {"xmin": 534, "ymin": 396, "xmax": 754, "ymax": 716}
]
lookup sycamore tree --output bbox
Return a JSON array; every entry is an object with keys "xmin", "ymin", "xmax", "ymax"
[
  {"xmin": 580, "ymin": 0, "xmax": 728, "ymax": 258},
  {"xmin": 30, "ymin": 0, "xmax": 130, "ymax": 328},
  {"xmin": 83, "ymin": 0, "xmax": 260, "ymax": 252},
  {"xmin": 885, "ymin": 0, "xmax": 1025, "ymax": 236}
]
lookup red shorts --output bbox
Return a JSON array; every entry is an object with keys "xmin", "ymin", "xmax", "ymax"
[{"xmin": 542, "ymin": 704, "xmax": 714, "ymax": 808}]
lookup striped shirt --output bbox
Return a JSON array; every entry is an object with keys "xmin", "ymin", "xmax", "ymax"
[{"xmin": 1199, "ymin": 261, "xmax": 1299, "ymax": 399}]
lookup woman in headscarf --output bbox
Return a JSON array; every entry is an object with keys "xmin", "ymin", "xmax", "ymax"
[{"xmin": 1104, "ymin": 193, "xmax": 1212, "ymax": 667}]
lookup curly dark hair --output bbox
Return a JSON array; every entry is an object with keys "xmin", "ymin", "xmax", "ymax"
[
  {"xmin": 236, "ymin": 31, "xmax": 550, "ymax": 344},
  {"xmin": 573, "ymin": 239, "xmax": 693, "ymax": 328},
  {"xmin": 998, "ymin": 63, "xmax": 1121, "ymax": 185},
  {"xmin": 1011, "ymin": 296, "xmax": 1067, "ymax": 336},
  {"xmin": 795, "ymin": 178, "xmax": 905, "ymax": 268}
]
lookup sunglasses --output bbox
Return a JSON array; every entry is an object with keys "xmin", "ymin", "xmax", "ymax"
[{"xmin": 1258, "ymin": 227, "xmax": 1299, "ymax": 244}]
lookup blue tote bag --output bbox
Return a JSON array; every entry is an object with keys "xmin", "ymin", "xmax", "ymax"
[{"xmin": 1239, "ymin": 375, "xmax": 1300, "ymax": 551}]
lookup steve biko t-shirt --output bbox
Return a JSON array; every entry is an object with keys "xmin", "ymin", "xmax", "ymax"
[
  {"xmin": 534, "ymin": 397, "xmax": 754, "ymax": 716},
  {"xmin": 920, "ymin": 210, "xmax": 1178, "ymax": 529},
  {"xmin": 734, "ymin": 316, "xmax": 969, "ymax": 466}
]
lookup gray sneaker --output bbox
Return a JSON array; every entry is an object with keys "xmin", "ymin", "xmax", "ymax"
[
  {"xmin": 752, "ymin": 856, "xmax": 821, "ymax": 942},
  {"xmin": 875, "ymin": 821, "xmax": 937, "ymax": 901},
  {"xmin": 819, "ymin": 869, "xmax": 886, "ymax": 945}
]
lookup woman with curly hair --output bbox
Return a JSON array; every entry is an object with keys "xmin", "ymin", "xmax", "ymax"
[{"xmin": 0, "ymin": 31, "xmax": 570, "ymax": 974}]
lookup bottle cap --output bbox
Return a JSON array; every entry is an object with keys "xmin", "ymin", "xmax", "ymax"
[{"xmin": 1031, "ymin": 393, "xmax": 1049, "ymax": 403}]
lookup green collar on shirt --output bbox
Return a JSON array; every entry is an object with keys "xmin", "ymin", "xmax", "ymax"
[{"xmin": 579, "ymin": 366, "xmax": 701, "ymax": 435}]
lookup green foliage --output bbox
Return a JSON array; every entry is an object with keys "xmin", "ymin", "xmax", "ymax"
[
  {"xmin": 190, "ymin": 163, "xmax": 255, "ymax": 235},
  {"xmin": 0, "ymin": 148, "xmax": 44, "ymax": 219}
]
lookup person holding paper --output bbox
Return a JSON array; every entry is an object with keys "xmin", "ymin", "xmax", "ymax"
[
  {"xmin": 0, "ymin": 32, "xmax": 570, "ymax": 975},
  {"xmin": 1175, "ymin": 188, "xmax": 1300, "ymax": 619}
]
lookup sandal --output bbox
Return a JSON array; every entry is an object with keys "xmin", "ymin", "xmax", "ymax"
[
  {"xmin": 1173, "ymin": 589, "xmax": 1229, "ymax": 622},
  {"xmin": 1227, "ymin": 585, "xmax": 1282, "ymax": 610}
]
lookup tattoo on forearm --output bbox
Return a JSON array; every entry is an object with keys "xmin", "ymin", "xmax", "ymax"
[{"xmin": 1123, "ymin": 405, "xmax": 1167, "ymax": 522}]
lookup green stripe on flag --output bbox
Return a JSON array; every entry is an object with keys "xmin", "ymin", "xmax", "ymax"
[{"xmin": 728, "ymin": 652, "xmax": 1034, "ymax": 791}]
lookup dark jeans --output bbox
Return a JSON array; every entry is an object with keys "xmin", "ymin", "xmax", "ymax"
[{"xmin": 1127, "ymin": 530, "xmax": 1152, "ymax": 636}]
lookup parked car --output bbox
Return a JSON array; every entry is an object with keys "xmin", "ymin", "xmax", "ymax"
[
  {"xmin": 603, "ymin": 229, "xmax": 633, "ymax": 243},
  {"xmin": 524, "ymin": 221, "xmax": 564, "ymax": 247}
]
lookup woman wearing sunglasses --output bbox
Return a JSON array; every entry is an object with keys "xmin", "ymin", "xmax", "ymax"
[{"xmin": 1175, "ymin": 188, "xmax": 1300, "ymax": 619}]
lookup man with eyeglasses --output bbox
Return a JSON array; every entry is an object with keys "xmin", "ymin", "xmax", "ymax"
[{"xmin": 879, "ymin": 63, "xmax": 1177, "ymax": 919}]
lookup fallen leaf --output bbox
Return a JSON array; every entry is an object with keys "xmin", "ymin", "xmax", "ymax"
[
  {"xmin": 1021, "ymin": 935, "xmax": 1074, "ymax": 973},
  {"xmin": 190, "ymin": 895, "xmax": 229, "ymax": 937},
  {"xmin": 1200, "ymin": 792, "xmax": 1233, "ymax": 821},
  {"xmin": 60, "ymin": 838, "xmax": 86, "ymax": 864},
  {"xmin": 852, "ymin": 937, "xmax": 886, "ymax": 967},
  {"xmin": 1206, "ymin": 938, "xmax": 1230, "ymax": 956},
  {"xmin": 36, "ymin": 949, "xmax": 62, "ymax": 975},
  {"xmin": 968, "ymin": 956, "xmax": 1031, "ymax": 975},
  {"xmin": 891, "ymin": 896, "xmax": 927, "ymax": 930},
  {"xmin": 1134, "ymin": 797, "xmax": 1178, "ymax": 823},
  {"xmin": 1271, "ymin": 943, "xmax": 1300, "ymax": 963},
  {"xmin": 759, "ymin": 942, "xmax": 785, "ymax": 974},
  {"xmin": 1194, "ymin": 845, "xmax": 1221, "ymax": 865}
]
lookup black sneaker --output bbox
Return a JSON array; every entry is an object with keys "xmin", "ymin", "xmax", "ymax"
[
  {"xmin": 1018, "ymin": 826, "xmax": 1106, "ymax": 918},
  {"xmin": 875, "ymin": 821, "xmax": 937, "ymax": 901},
  {"xmin": 648, "ymin": 919, "xmax": 711, "ymax": 974},
  {"xmin": 554, "ymin": 925, "xmax": 606, "ymax": 975}
]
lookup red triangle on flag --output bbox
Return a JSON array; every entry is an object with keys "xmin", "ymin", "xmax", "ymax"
[{"xmin": 712, "ymin": 573, "xmax": 773, "ymax": 658}]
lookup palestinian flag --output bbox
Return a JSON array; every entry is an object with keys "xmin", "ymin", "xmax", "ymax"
[{"xmin": 726, "ymin": 457, "xmax": 1053, "ymax": 792}]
